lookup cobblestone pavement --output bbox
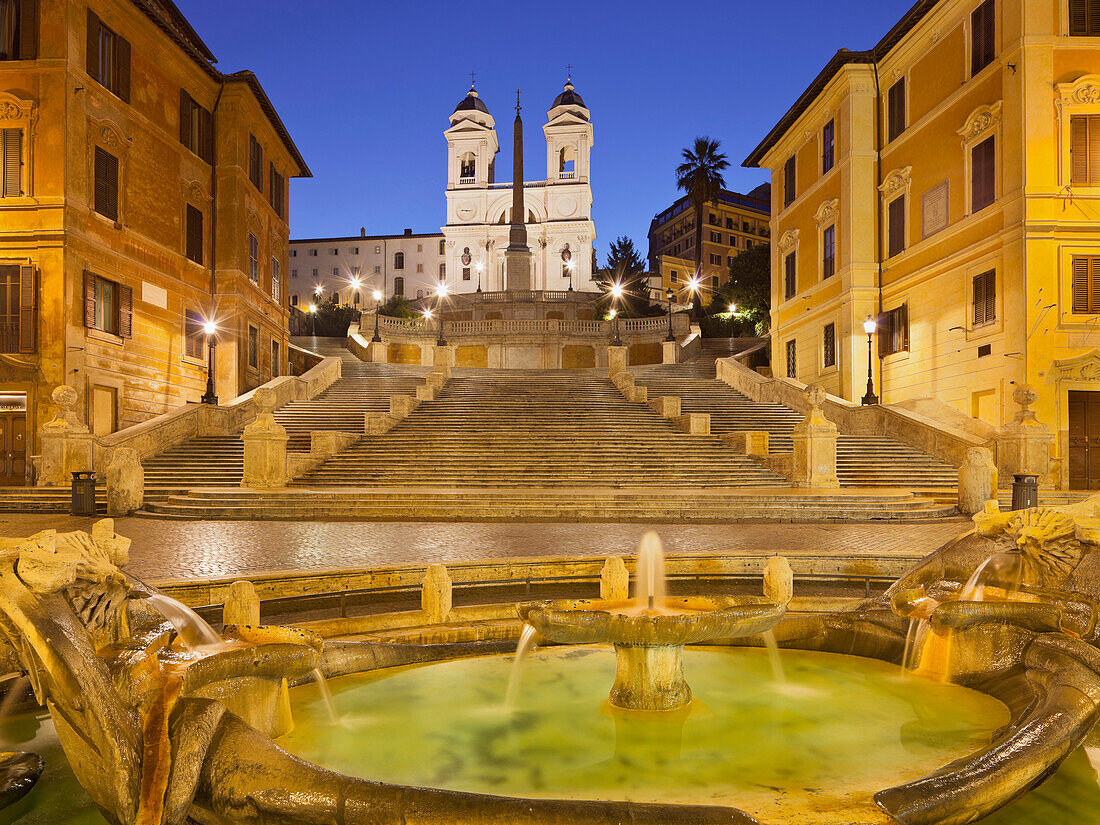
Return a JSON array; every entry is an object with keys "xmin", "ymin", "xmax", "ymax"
[{"xmin": 0, "ymin": 513, "xmax": 972, "ymax": 582}]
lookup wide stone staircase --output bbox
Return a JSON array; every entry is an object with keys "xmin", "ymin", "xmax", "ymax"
[{"xmin": 632, "ymin": 360, "xmax": 959, "ymax": 490}]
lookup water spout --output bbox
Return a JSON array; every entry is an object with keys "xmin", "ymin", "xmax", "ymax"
[
  {"xmin": 634, "ymin": 532, "xmax": 667, "ymax": 613},
  {"xmin": 761, "ymin": 629, "xmax": 785, "ymax": 683},
  {"xmin": 312, "ymin": 668, "xmax": 337, "ymax": 723},
  {"xmin": 505, "ymin": 624, "xmax": 537, "ymax": 708},
  {"xmin": 143, "ymin": 593, "xmax": 222, "ymax": 651}
]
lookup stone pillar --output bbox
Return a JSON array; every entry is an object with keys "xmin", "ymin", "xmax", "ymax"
[
  {"xmin": 607, "ymin": 345, "xmax": 627, "ymax": 377},
  {"xmin": 35, "ymin": 386, "xmax": 95, "ymax": 488},
  {"xmin": 223, "ymin": 580, "xmax": 261, "ymax": 627},
  {"xmin": 433, "ymin": 345, "xmax": 454, "ymax": 378},
  {"xmin": 791, "ymin": 385, "xmax": 839, "ymax": 489},
  {"xmin": 662, "ymin": 340, "xmax": 678, "ymax": 365},
  {"xmin": 958, "ymin": 447, "xmax": 998, "ymax": 516},
  {"xmin": 997, "ymin": 385, "xmax": 1054, "ymax": 486},
  {"xmin": 763, "ymin": 556, "xmax": 794, "ymax": 606},
  {"xmin": 422, "ymin": 564, "xmax": 452, "ymax": 624},
  {"xmin": 600, "ymin": 557, "xmax": 629, "ymax": 601},
  {"xmin": 106, "ymin": 447, "xmax": 143, "ymax": 516},
  {"xmin": 367, "ymin": 340, "xmax": 387, "ymax": 363},
  {"xmin": 241, "ymin": 388, "xmax": 288, "ymax": 489}
]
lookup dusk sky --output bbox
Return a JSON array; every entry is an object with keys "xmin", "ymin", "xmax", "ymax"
[{"xmin": 180, "ymin": 0, "xmax": 914, "ymax": 260}]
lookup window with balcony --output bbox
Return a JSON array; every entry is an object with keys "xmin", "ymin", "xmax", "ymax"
[
  {"xmin": 559, "ymin": 145, "xmax": 575, "ymax": 179},
  {"xmin": 0, "ymin": 0, "xmax": 36, "ymax": 61},
  {"xmin": 87, "ymin": 11, "xmax": 129, "ymax": 102}
]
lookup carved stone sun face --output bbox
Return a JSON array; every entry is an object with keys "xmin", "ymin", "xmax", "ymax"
[{"xmin": 993, "ymin": 508, "xmax": 1083, "ymax": 588}]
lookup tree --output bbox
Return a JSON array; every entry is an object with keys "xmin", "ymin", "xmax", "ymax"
[
  {"xmin": 676, "ymin": 137, "xmax": 729, "ymax": 318},
  {"xmin": 711, "ymin": 242, "xmax": 771, "ymax": 336},
  {"xmin": 601, "ymin": 236, "xmax": 648, "ymax": 297}
]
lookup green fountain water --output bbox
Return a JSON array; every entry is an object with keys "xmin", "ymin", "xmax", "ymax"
[{"xmin": 280, "ymin": 646, "xmax": 1011, "ymax": 824}]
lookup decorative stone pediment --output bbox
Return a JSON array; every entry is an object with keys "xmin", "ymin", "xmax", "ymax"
[
  {"xmin": 1052, "ymin": 348, "xmax": 1100, "ymax": 382},
  {"xmin": 181, "ymin": 179, "xmax": 211, "ymax": 205},
  {"xmin": 246, "ymin": 207, "xmax": 263, "ymax": 235},
  {"xmin": 878, "ymin": 167, "xmax": 912, "ymax": 198},
  {"xmin": 0, "ymin": 92, "xmax": 35, "ymax": 123},
  {"xmin": 87, "ymin": 117, "xmax": 130, "ymax": 155},
  {"xmin": 813, "ymin": 199, "xmax": 839, "ymax": 226},
  {"xmin": 777, "ymin": 228, "xmax": 800, "ymax": 254},
  {"xmin": 957, "ymin": 101, "xmax": 1003, "ymax": 142},
  {"xmin": 1057, "ymin": 74, "xmax": 1100, "ymax": 106}
]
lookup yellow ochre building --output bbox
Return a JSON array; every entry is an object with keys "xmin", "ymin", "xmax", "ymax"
[
  {"xmin": 745, "ymin": 0, "xmax": 1100, "ymax": 490},
  {"xmin": 0, "ymin": 0, "xmax": 309, "ymax": 485}
]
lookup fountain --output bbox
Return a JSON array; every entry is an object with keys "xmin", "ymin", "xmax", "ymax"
[{"xmin": 518, "ymin": 532, "xmax": 793, "ymax": 711}]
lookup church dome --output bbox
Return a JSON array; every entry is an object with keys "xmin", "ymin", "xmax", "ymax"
[
  {"xmin": 453, "ymin": 86, "xmax": 489, "ymax": 114},
  {"xmin": 552, "ymin": 79, "xmax": 586, "ymax": 109}
]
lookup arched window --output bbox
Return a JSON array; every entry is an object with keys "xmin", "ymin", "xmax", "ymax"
[
  {"xmin": 559, "ymin": 145, "xmax": 576, "ymax": 179},
  {"xmin": 393, "ymin": 276, "xmax": 404, "ymax": 296},
  {"xmin": 416, "ymin": 289, "xmax": 424, "ymax": 299},
  {"xmin": 394, "ymin": 251, "xmax": 405, "ymax": 270},
  {"xmin": 459, "ymin": 152, "xmax": 476, "ymax": 181}
]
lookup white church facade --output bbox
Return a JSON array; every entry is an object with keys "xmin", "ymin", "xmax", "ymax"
[{"xmin": 441, "ymin": 81, "xmax": 599, "ymax": 294}]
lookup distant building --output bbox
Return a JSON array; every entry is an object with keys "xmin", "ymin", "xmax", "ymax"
[
  {"xmin": 288, "ymin": 230, "xmax": 445, "ymax": 309},
  {"xmin": 647, "ymin": 187, "xmax": 770, "ymax": 302},
  {"xmin": 0, "ymin": 0, "xmax": 308, "ymax": 483}
]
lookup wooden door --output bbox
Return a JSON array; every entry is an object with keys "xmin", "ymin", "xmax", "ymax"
[
  {"xmin": 0, "ymin": 413, "xmax": 26, "ymax": 487},
  {"xmin": 1069, "ymin": 391, "xmax": 1100, "ymax": 489}
]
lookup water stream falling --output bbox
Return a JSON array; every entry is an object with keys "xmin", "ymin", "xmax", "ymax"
[
  {"xmin": 312, "ymin": 668, "xmax": 337, "ymax": 723},
  {"xmin": 634, "ymin": 532, "xmax": 667, "ymax": 612},
  {"xmin": 960, "ymin": 555, "xmax": 997, "ymax": 602},
  {"xmin": 505, "ymin": 624, "xmax": 538, "ymax": 708},
  {"xmin": 143, "ymin": 593, "xmax": 223, "ymax": 651},
  {"xmin": 761, "ymin": 629, "xmax": 786, "ymax": 683}
]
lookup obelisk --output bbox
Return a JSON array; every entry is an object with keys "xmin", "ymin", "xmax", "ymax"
[{"xmin": 505, "ymin": 90, "xmax": 532, "ymax": 291}]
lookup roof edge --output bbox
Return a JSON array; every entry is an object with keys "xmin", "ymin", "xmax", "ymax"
[{"xmin": 223, "ymin": 71, "xmax": 311, "ymax": 178}]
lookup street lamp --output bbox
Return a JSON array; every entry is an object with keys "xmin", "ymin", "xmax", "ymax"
[
  {"xmin": 308, "ymin": 303, "xmax": 317, "ymax": 336},
  {"xmin": 566, "ymin": 261, "xmax": 575, "ymax": 292},
  {"xmin": 687, "ymin": 275, "xmax": 702, "ymax": 321},
  {"xmin": 371, "ymin": 288, "xmax": 383, "ymax": 343},
  {"xmin": 434, "ymin": 282, "xmax": 448, "ymax": 346},
  {"xmin": 862, "ymin": 315, "xmax": 879, "ymax": 405},
  {"xmin": 665, "ymin": 286, "xmax": 676, "ymax": 342},
  {"xmin": 200, "ymin": 320, "xmax": 218, "ymax": 405},
  {"xmin": 610, "ymin": 283, "xmax": 623, "ymax": 347},
  {"xmin": 476, "ymin": 262, "xmax": 483, "ymax": 293},
  {"xmin": 349, "ymin": 277, "xmax": 361, "ymax": 308}
]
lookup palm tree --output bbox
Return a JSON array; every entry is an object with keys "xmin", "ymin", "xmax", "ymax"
[{"xmin": 676, "ymin": 137, "xmax": 729, "ymax": 319}]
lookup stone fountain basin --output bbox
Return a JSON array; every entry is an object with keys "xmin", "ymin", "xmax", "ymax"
[{"xmin": 517, "ymin": 597, "xmax": 786, "ymax": 647}]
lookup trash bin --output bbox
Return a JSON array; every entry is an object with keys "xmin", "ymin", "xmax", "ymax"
[
  {"xmin": 1011, "ymin": 473, "xmax": 1038, "ymax": 511},
  {"xmin": 71, "ymin": 471, "xmax": 96, "ymax": 516}
]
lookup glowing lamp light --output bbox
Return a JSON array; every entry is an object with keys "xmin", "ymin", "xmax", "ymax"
[
  {"xmin": 308, "ymin": 304, "xmax": 317, "ymax": 314},
  {"xmin": 202, "ymin": 321, "xmax": 217, "ymax": 336},
  {"xmin": 864, "ymin": 316, "xmax": 877, "ymax": 335},
  {"xmin": 476, "ymin": 262, "xmax": 484, "ymax": 272},
  {"xmin": 608, "ymin": 308, "xmax": 617, "ymax": 319},
  {"xmin": 687, "ymin": 276, "xmax": 701, "ymax": 292},
  {"xmin": 373, "ymin": 289, "xmax": 383, "ymax": 301},
  {"xmin": 350, "ymin": 278, "xmax": 361, "ymax": 290},
  {"xmin": 435, "ymin": 283, "xmax": 448, "ymax": 298},
  {"xmin": 314, "ymin": 285, "xmax": 323, "ymax": 296},
  {"xmin": 729, "ymin": 303, "xmax": 737, "ymax": 314},
  {"xmin": 423, "ymin": 308, "xmax": 433, "ymax": 320},
  {"xmin": 610, "ymin": 284, "xmax": 623, "ymax": 299}
]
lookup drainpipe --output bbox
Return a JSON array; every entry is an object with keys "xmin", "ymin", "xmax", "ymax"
[{"xmin": 873, "ymin": 61, "xmax": 884, "ymax": 404}]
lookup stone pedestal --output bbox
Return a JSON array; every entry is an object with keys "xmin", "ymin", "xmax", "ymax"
[
  {"xmin": 432, "ymin": 345, "xmax": 454, "ymax": 378},
  {"xmin": 105, "ymin": 447, "xmax": 143, "ymax": 516},
  {"xmin": 997, "ymin": 385, "xmax": 1054, "ymax": 486},
  {"xmin": 242, "ymin": 388, "xmax": 288, "ymax": 489},
  {"xmin": 365, "ymin": 412, "xmax": 398, "ymax": 434},
  {"xmin": 722, "ymin": 431, "xmax": 769, "ymax": 456},
  {"xmin": 426, "ymin": 372, "xmax": 447, "ymax": 392},
  {"xmin": 223, "ymin": 580, "xmax": 260, "ymax": 627},
  {"xmin": 662, "ymin": 340, "xmax": 678, "ymax": 365},
  {"xmin": 611, "ymin": 644, "xmax": 690, "ymax": 711},
  {"xmin": 367, "ymin": 340, "xmax": 387, "ymax": 363},
  {"xmin": 35, "ymin": 386, "xmax": 94, "ymax": 488},
  {"xmin": 675, "ymin": 413, "xmax": 710, "ymax": 436},
  {"xmin": 416, "ymin": 384, "xmax": 437, "ymax": 401},
  {"xmin": 649, "ymin": 396, "xmax": 681, "ymax": 418},
  {"xmin": 763, "ymin": 556, "xmax": 794, "ymax": 606},
  {"xmin": 607, "ymin": 346, "xmax": 627, "ymax": 377},
  {"xmin": 791, "ymin": 385, "xmax": 839, "ymax": 489},
  {"xmin": 390, "ymin": 395, "xmax": 418, "ymax": 418},
  {"xmin": 422, "ymin": 564, "xmax": 452, "ymax": 624},
  {"xmin": 959, "ymin": 447, "xmax": 998, "ymax": 516},
  {"xmin": 600, "ymin": 557, "xmax": 629, "ymax": 600}
]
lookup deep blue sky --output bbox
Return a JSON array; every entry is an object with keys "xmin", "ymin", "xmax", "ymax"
[{"xmin": 180, "ymin": 0, "xmax": 913, "ymax": 260}]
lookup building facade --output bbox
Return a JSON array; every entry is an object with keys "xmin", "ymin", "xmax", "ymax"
[
  {"xmin": 647, "ymin": 187, "xmax": 770, "ymax": 302},
  {"xmin": 442, "ymin": 81, "xmax": 599, "ymax": 293},
  {"xmin": 288, "ymin": 230, "xmax": 445, "ymax": 309},
  {"xmin": 0, "ymin": 0, "xmax": 308, "ymax": 484},
  {"xmin": 745, "ymin": 0, "xmax": 1100, "ymax": 489}
]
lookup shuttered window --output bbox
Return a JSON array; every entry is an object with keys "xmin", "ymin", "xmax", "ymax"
[
  {"xmin": 878, "ymin": 304, "xmax": 910, "ymax": 357},
  {"xmin": 0, "ymin": 127, "xmax": 21, "ymax": 197},
  {"xmin": 248, "ymin": 134, "xmax": 263, "ymax": 191},
  {"xmin": 270, "ymin": 257, "xmax": 280, "ymax": 302},
  {"xmin": 1070, "ymin": 0, "xmax": 1100, "ymax": 35},
  {"xmin": 184, "ymin": 312, "xmax": 203, "ymax": 359},
  {"xmin": 822, "ymin": 225, "xmax": 836, "ymax": 279},
  {"xmin": 784, "ymin": 251, "xmax": 797, "ymax": 299},
  {"xmin": 0, "ymin": 0, "xmax": 37, "ymax": 61},
  {"xmin": 0, "ymin": 264, "xmax": 34, "ymax": 353},
  {"xmin": 86, "ymin": 10, "xmax": 130, "ymax": 102},
  {"xmin": 93, "ymin": 146, "xmax": 119, "ymax": 221},
  {"xmin": 973, "ymin": 270, "xmax": 996, "ymax": 326},
  {"xmin": 248, "ymin": 233, "xmax": 258, "ymax": 283},
  {"xmin": 823, "ymin": 322, "xmax": 836, "ymax": 369},
  {"xmin": 269, "ymin": 163, "xmax": 285, "ymax": 219},
  {"xmin": 83, "ymin": 271, "xmax": 131, "ymax": 338},
  {"xmin": 1070, "ymin": 115, "xmax": 1100, "ymax": 186},
  {"xmin": 822, "ymin": 120, "xmax": 835, "ymax": 174},
  {"xmin": 179, "ymin": 90, "xmax": 213, "ymax": 163},
  {"xmin": 971, "ymin": 0, "xmax": 995, "ymax": 76},
  {"xmin": 248, "ymin": 325, "xmax": 258, "ymax": 368},
  {"xmin": 785, "ymin": 339, "xmax": 797, "ymax": 379},
  {"xmin": 888, "ymin": 196, "xmax": 906, "ymax": 258},
  {"xmin": 888, "ymin": 79, "xmax": 906, "ymax": 142},
  {"xmin": 272, "ymin": 340, "xmax": 280, "ymax": 378},
  {"xmin": 783, "ymin": 154, "xmax": 796, "ymax": 207},
  {"xmin": 1072, "ymin": 256, "xmax": 1100, "ymax": 313},
  {"xmin": 185, "ymin": 204, "xmax": 203, "ymax": 264},
  {"xmin": 971, "ymin": 136, "xmax": 995, "ymax": 213}
]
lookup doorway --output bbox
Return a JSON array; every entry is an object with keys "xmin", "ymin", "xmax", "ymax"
[
  {"xmin": 0, "ymin": 412, "xmax": 27, "ymax": 487},
  {"xmin": 1068, "ymin": 390, "xmax": 1100, "ymax": 489}
]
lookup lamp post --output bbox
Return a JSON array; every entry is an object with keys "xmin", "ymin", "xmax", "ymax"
[
  {"xmin": 665, "ymin": 287, "xmax": 676, "ymax": 342},
  {"xmin": 200, "ymin": 321, "xmax": 218, "ymax": 405},
  {"xmin": 862, "ymin": 315, "xmax": 879, "ymax": 405},
  {"xmin": 687, "ymin": 275, "xmax": 702, "ymax": 321},
  {"xmin": 567, "ymin": 261, "xmax": 574, "ymax": 292},
  {"xmin": 434, "ymin": 282, "xmax": 448, "ymax": 346},
  {"xmin": 349, "ymin": 277, "xmax": 361, "ymax": 309},
  {"xmin": 308, "ymin": 303, "xmax": 317, "ymax": 336},
  {"xmin": 371, "ymin": 289, "xmax": 383, "ymax": 343},
  {"xmin": 610, "ymin": 283, "xmax": 623, "ymax": 347},
  {"xmin": 476, "ymin": 262, "xmax": 483, "ymax": 293}
]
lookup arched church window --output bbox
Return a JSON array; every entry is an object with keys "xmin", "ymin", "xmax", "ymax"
[
  {"xmin": 394, "ymin": 252, "xmax": 405, "ymax": 270},
  {"xmin": 559, "ymin": 146, "xmax": 576, "ymax": 179},
  {"xmin": 459, "ymin": 152, "xmax": 476, "ymax": 181}
]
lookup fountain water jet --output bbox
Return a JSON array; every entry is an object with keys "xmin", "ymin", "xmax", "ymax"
[
  {"xmin": 142, "ymin": 592, "xmax": 222, "ymax": 650},
  {"xmin": 504, "ymin": 624, "xmax": 537, "ymax": 708}
]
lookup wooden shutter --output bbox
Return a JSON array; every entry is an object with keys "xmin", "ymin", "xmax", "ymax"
[
  {"xmin": 1088, "ymin": 118, "xmax": 1100, "ymax": 187},
  {"xmin": 18, "ymin": 265, "xmax": 33, "ymax": 353},
  {"xmin": 973, "ymin": 270, "xmax": 996, "ymax": 326},
  {"xmin": 86, "ymin": 9, "xmax": 99, "ymax": 80},
  {"xmin": 1072, "ymin": 0, "xmax": 1087, "ymax": 34},
  {"xmin": 1071, "ymin": 116, "xmax": 1089, "ymax": 185},
  {"xmin": 888, "ymin": 80, "xmax": 906, "ymax": 141},
  {"xmin": 1, "ymin": 128, "xmax": 20, "ymax": 197},
  {"xmin": 972, "ymin": 137, "xmax": 995, "ymax": 212},
  {"xmin": 18, "ymin": 0, "xmax": 36, "ymax": 59},
  {"xmin": 971, "ymin": 0, "xmax": 994, "ymax": 76},
  {"xmin": 179, "ymin": 89, "xmax": 191, "ymax": 147},
  {"xmin": 95, "ymin": 148, "xmax": 118, "ymax": 221},
  {"xmin": 84, "ymin": 271, "xmax": 96, "ymax": 328},
  {"xmin": 118, "ymin": 283, "xmax": 132, "ymax": 338},
  {"xmin": 200, "ymin": 105, "xmax": 213, "ymax": 163},
  {"xmin": 888, "ymin": 196, "xmax": 905, "ymax": 257},
  {"xmin": 784, "ymin": 155, "xmax": 796, "ymax": 206},
  {"xmin": 116, "ymin": 34, "xmax": 130, "ymax": 102},
  {"xmin": 186, "ymin": 205, "xmax": 202, "ymax": 264}
]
